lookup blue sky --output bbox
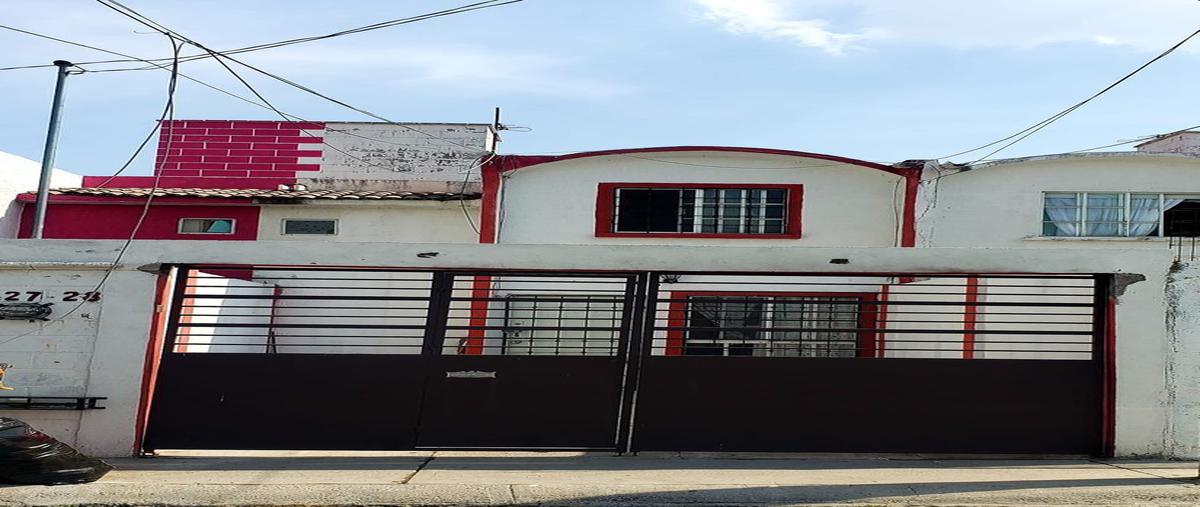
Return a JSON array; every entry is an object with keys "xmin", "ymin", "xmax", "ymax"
[{"xmin": 2, "ymin": 0, "xmax": 1200, "ymax": 175}]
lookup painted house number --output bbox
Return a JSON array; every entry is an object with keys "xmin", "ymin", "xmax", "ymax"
[{"xmin": 2, "ymin": 291, "xmax": 101, "ymax": 302}]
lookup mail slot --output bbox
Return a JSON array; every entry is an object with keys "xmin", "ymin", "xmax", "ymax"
[{"xmin": 445, "ymin": 371, "xmax": 497, "ymax": 379}]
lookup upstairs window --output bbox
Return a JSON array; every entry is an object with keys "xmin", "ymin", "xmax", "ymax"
[
  {"xmin": 1042, "ymin": 192, "xmax": 1200, "ymax": 237},
  {"xmin": 596, "ymin": 183, "xmax": 803, "ymax": 238},
  {"xmin": 178, "ymin": 218, "xmax": 235, "ymax": 235}
]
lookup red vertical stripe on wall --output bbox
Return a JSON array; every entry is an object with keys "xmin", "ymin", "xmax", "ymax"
[
  {"xmin": 900, "ymin": 172, "xmax": 920, "ymax": 248},
  {"xmin": 461, "ymin": 159, "xmax": 503, "ymax": 354},
  {"xmin": 1101, "ymin": 294, "xmax": 1117, "ymax": 457},
  {"xmin": 133, "ymin": 267, "xmax": 174, "ymax": 454},
  {"xmin": 962, "ymin": 277, "xmax": 980, "ymax": 359}
]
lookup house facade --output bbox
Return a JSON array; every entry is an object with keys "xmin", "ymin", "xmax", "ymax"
[{"xmin": 2, "ymin": 121, "xmax": 1198, "ymax": 458}]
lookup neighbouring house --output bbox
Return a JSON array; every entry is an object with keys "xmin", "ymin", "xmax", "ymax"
[
  {"xmin": 2, "ymin": 121, "xmax": 1199, "ymax": 459},
  {"xmin": 0, "ymin": 151, "xmax": 80, "ymax": 238},
  {"xmin": 11, "ymin": 119, "xmax": 494, "ymax": 243}
]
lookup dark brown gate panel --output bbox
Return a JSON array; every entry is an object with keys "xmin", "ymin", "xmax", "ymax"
[
  {"xmin": 415, "ymin": 273, "xmax": 639, "ymax": 450},
  {"xmin": 629, "ymin": 273, "xmax": 1107, "ymax": 455},
  {"xmin": 633, "ymin": 358, "xmax": 1099, "ymax": 453},
  {"xmin": 146, "ymin": 354, "xmax": 427, "ymax": 450},
  {"xmin": 144, "ymin": 266, "xmax": 439, "ymax": 451}
]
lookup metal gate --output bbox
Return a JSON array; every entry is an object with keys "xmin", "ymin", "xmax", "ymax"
[
  {"xmin": 143, "ymin": 267, "xmax": 643, "ymax": 451},
  {"xmin": 628, "ymin": 273, "xmax": 1108, "ymax": 455},
  {"xmin": 144, "ymin": 266, "xmax": 1110, "ymax": 455}
]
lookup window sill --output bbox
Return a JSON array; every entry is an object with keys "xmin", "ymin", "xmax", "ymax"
[{"xmin": 1023, "ymin": 236, "xmax": 1169, "ymax": 242}]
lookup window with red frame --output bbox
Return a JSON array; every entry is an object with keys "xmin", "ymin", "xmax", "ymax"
[
  {"xmin": 596, "ymin": 184, "xmax": 803, "ymax": 238},
  {"xmin": 667, "ymin": 294, "xmax": 873, "ymax": 357}
]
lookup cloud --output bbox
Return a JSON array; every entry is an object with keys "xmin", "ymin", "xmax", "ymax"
[
  {"xmin": 691, "ymin": 0, "xmax": 1200, "ymax": 54},
  {"xmin": 693, "ymin": 0, "xmax": 870, "ymax": 54}
]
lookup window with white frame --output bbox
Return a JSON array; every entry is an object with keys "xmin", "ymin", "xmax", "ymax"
[
  {"xmin": 608, "ymin": 186, "xmax": 796, "ymax": 235},
  {"xmin": 1042, "ymin": 192, "xmax": 1200, "ymax": 237},
  {"xmin": 178, "ymin": 218, "xmax": 235, "ymax": 234}
]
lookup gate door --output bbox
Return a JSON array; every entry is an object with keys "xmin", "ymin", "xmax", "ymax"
[
  {"xmin": 630, "ymin": 273, "xmax": 1107, "ymax": 455},
  {"xmin": 145, "ymin": 266, "xmax": 437, "ymax": 450},
  {"xmin": 415, "ymin": 272, "xmax": 640, "ymax": 449}
]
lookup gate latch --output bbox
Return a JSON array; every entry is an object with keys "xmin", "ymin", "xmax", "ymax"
[{"xmin": 446, "ymin": 370, "xmax": 497, "ymax": 379}]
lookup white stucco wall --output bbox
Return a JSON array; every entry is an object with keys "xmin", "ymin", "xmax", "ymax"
[
  {"xmin": 256, "ymin": 201, "xmax": 480, "ymax": 243},
  {"xmin": 304, "ymin": 123, "xmax": 490, "ymax": 190},
  {"xmin": 916, "ymin": 153, "xmax": 1200, "ymax": 249},
  {"xmin": 0, "ymin": 151, "xmax": 81, "ymax": 238},
  {"xmin": 0, "ymin": 241, "xmax": 1179, "ymax": 457},
  {"xmin": 1166, "ymin": 261, "xmax": 1200, "ymax": 459},
  {"xmin": 0, "ymin": 261, "xmax": 156, "ymax": 456},
  {"xmin": 496, "ymin": 151, "xmax": 906, "ymax": 247}
]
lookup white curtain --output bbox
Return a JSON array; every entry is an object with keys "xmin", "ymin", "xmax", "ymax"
[
  {"xmin": 1044, "ymin": 194, "xmax": 1080, "ymax": 236},
  {"xmin": 1085, "ymin": 194, "xmax": 1123, "ymax": 236},
  {"xmin": 1129, "ymin": 198, "xmax": 1185, "ymax": 237}
]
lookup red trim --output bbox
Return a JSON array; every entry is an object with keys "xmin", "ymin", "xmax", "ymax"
[
  {"xmin": 16, "ymin": 194, "xmax": 256, "ymax": 205},
  {"xmin": 900, "ymin": 172, "xmax": 920, "ymax": 247},
  {"xmin": 594, "ymin": 183, "xmax": 804, "ymax": 239},
  {"xmin": 82, "ymin": 175, "xmax": 293, "ymax": 189},
  {"xmin": 490, "ymin": 146, "xmax": 911, "ymax": 177},
  {"xmin": 133, "ymin": 267, "xmax": 174, "ymax": 455},
  {"xmin": 962, "ymin": 277, "xmax": 980, "ymax": 359},
  {"xmin": 875, "ymin": 285, "xmax": 890, "ymax": 357},
  {"xmin": 1101, "ymin": 294, "xmax": 1117, "ymax": 457},
  {"xmin": 460, "ymin": 159, "xmax": 503, "ymax": 354},
  {"xmin": 664, "ymin": 291, "xmax": 876, "ymax": 357}
]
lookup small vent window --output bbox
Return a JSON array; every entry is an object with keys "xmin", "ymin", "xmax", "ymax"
[
  {"xmin": 282, "ymin": 219, "xmax": 337, "ymax": 236},
  {"xmin": 178, "ymin": 218, "xmax": 235, "ymax": 235}
]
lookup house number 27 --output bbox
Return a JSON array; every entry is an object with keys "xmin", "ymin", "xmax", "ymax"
[{"xmin": 1, "ymin": 291, "xmax": 101, "ymax": 302}]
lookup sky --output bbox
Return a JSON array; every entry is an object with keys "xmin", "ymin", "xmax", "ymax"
[{"xmin": 2, "ymin": 0, "xmax": 1200, "ymax": 176}]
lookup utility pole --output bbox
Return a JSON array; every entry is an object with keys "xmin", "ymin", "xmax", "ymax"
[{"xmin": 31, "ymin": 60, "xmax": 74, "ymax": 239}]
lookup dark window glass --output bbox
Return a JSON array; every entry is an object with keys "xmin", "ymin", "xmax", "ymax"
[
  {"xmin": 615, "ymin": 189, "xmax": 682, "ymax": 232},
  {"xmin": 283, "ymin": 219, "xmax": 337, "ymax": 235},
  {"xmin": 1164, "ymin": 200, "xmax": 1200, "ymax": 237},
  {"xmin": 611, "ymin": 186, "xmax": 791, "ymax": 235}
]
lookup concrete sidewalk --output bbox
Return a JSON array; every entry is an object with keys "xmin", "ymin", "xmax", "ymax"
[{"xmin": 1, "ymin": 451, "xmax": 1198, "ymax": 506}]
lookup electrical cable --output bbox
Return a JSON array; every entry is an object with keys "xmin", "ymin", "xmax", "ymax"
[
  {"xmin": 0, "ymin": 33, "xmax": 183, "ymax": 348},
  {"xmin": 939, "ymin": 27, "xmax": 1200, "ymax": 163},
  {"xmin": 95, "ymin": 0, "xmax": 487, "ymax": 153},
  {"xmin": 0, "ymin": 1, "xmax": 522, "ymax": 72},
  {"xmin": 0, "ymin": 23, "xmax": 472, "ymax": 184}
]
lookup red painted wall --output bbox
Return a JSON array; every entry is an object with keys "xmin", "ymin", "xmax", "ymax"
[
  {"xmin": 150, "ymin": 119, "xmax": 324, "ymax": 186},
  {"xmin": 17, "ymin": 203, "xmax": 260, "ymax": 240}
]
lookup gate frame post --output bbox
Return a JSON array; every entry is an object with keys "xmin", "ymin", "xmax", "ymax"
[
  {"xmin": 616, "ymin": 272, "xmax": 660, "ymax": 455},
  {"xmin": 421, "ymin": 272, "xmax": 454, "ymax": 357},
  {"xmin": 1092, "ymin": 273, "xmax": 1116, "ymax": 458}
]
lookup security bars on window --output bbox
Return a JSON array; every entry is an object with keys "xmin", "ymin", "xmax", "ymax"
[
  {"xmin": 682, "ymin": 296, "xmax": 862, "ymax": 357},
  {"xmin": 613, "ymin": 187, "xmax": 788, "ymax": 234}
]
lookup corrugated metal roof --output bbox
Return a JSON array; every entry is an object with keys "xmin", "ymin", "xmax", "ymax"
[{"xmin": 39, "ymin": 188, "xmax": 481, "ymax": 201}]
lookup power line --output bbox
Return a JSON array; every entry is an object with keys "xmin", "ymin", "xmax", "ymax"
[
  {"xmin": 1, "ymin": 23, "xmax": 483, "ymax": 179},
  {"xmin": 0, "ymin": 0, "xmax": 521, "ymax": 72},
  {"xmin": 0, "ymin": 33, "xmax": 183, "ymax": 348},
  {"xmin": 939, "ymin": 27, "xmax": 1200, "ymax": 163},
  {"xmin": 95, "ymin": 0, "xmax": 487, "ymax": 153},
  {"xmin": 1066, "ymin": 125, "xmax": 1200, "ymax": 154}
]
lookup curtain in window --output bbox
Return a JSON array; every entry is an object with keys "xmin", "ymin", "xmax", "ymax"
[
  {"xmin": 1044, "ymin": 194, "xmax": 1080, "ymax": 236},
  {"xmin": 1129, "ymin": 197, "xmax": 1186, "ymax": 236},
  {"xmin": 1085, "ymin": 194, "xmax": 1123, "ymax": 236}
]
